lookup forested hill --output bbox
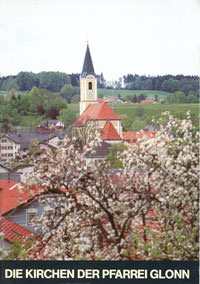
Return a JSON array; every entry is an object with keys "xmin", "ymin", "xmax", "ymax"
[
  {"xmin": 123, "ymin": 74, "xmax": 199, "ymax": 96},
  {"xmin": 0, "ymin": 72, "xmax": 199, "ymax": 96},
  {"xmin": 0, "ymin": 72, "xmax": 80, "ymax": 92}
]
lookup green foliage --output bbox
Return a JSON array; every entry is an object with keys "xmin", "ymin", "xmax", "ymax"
[
  {"xmin": 6, "ymin": 79, "xmax": 19, "ymax": 92},
  {"xmin": 70, "ymin": 94, "xmax": 80, "ymax": 104},
  {"xmin": 58, "ymin": 108, "xmax": 77, "ymax": 128},
  {"xmin": 16, "ymin": 72, "xmax": 39, "ymax": 91},
  {"xmin": 123, "ymin": 94, "xmax": 133, "ymax": 101},
  {"xmin": 67, "ymin": 103, "xmax": 79, "ymax": 114},
  {"xmin": 39, "ymin": 71, "xmax": 70, "ymax": 92},
  {"xmin": 131, "ymin": 119, "xmax": 146, "ymax": 131},
  {"xmin": 135, "ymin": 107, "xmax": 145, "ymax": 117},
  {"xmin": 0, "ymin": 72, "xmax": 71, "ymax": 93},
  {"xmin": 60, "ymin": 84, "xmax": 80, "ymax": 103},
  {"xmin": 186, "ymin": 93, "xmax": 198, "ymax": 103},
  {"xmin": 106, "ymin": 143, "xmax": 127, "ymax": 168},
  {"xmin": 122, "ymin": 116, "xmax": 133, "ymax": 131},
  {"xmin": 161, "ymin": 78, "xmax": 180, "ymax": 93},
  {"xmin": 70, "ymin": 73, "xmax": 80, "ymax": 87},
  {"xmin": 4, "ymin": 237, "xmax": 35, "ymax": 260},
  {"xmin": 165, "ymin": 91, "xmax": 198, "ymax": 104},
  {"xmin": 0, "ymin": 87, "xmax": 68, "ymax": 130},
  {"xmin": 124, "ymin": 74, "xmax": 199, "ymax": 95}
]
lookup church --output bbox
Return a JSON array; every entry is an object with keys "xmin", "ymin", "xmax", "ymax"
[{"xmin": 72, "ymin": 44, "xmax": 123, "ymax": 144}]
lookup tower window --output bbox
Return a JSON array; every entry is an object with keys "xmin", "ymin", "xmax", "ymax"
[{"xmin": 88, "ymin": 82, "xmax": 92, "ymax": 90}]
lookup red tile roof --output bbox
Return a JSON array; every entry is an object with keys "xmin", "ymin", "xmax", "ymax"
[
  {"xmin": 72, "ymin": 103, "xmax": 120, "ymax": 127},
  {"xmin": 0, "ymin": 180, "xmax": 42, "ymax": 215},
  {"xmin": 0, "ymin": 216, "xmax": 35, "ymax": 242},
  {"xmin": 123, "ymin": 131, "xmax": 157, "ymax": 145},
  {"xmin": 140, "ymin": 100, "xmax": 155, "ymax": 103},
  {"xmin": 101, "ymin": 121, "xmax": 122, "ymax": 141},
  {"xmin": 98, "ymin": 98, "xmax": 105, "ymax": 103},
  {"xmin": 123, "ymin": 132, "xmax": 137, "ymax": 141},
  {"xmin": 137, "ymin": 131, "xmax": 157, "ymax": 139}
]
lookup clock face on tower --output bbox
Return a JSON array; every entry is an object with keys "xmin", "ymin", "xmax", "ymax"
[{"xmin": 88, "ymin": 92, "xmax": 93, "ymax": 98}]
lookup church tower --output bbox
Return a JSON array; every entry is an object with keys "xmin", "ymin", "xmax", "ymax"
[{"xmin": 80, "ymin": 44, "xmax": 98, "ymax": 115}]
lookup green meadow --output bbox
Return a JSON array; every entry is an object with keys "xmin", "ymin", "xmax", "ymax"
[
  {"xmin": 112, "ymin": 103, "xmax": 199, "ymax": 118},
  {"xmin": 97, "ymin": 88, "xmax": 172, "ymax": 99},
  {"xmin": 69, "ymin": 103, "xmax": 199, "ymax": 131}
]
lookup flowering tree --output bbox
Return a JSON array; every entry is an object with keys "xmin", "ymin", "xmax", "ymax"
[{"xmin": 11, "ymin": 113, "xmax": 199, "ymax": 260}]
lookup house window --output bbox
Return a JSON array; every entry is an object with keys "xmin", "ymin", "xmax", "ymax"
[
  {"xmin": 1, "ymin": 139, "xmax": 7, "ymax": 143},
  {"xmin": 8, "ymin": 146, "xmax": 13, "ymax": 150},
  {"xmin": 8, "ymin": 153, "xmax": 13, "ymax": 157},
  {"xmin": 88, "ymin": 82, "xmax": 92, "ymax": 90},
  {"xmin": 27, "ymin": 213, "xmax": 36, "ymax": 225},
  {"xmin": 27, "ymin": 209, "xmax": 37, "ymax": 226},
  {"xmin": 1, "ymin": 146, "xmax": 7, "ymax": 150},
  {"xmin": 133, "ymin": 139, "xmax": 137, "ymax": 142},
  {"xmin": 44, "ymin": 207, "xmax": 54, "ymax": 216}
]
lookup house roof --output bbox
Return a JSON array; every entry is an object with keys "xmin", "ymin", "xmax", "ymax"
[
  {"xmin": 0, "ymin": 179, "xmax": 69, "ymax": 215},
  {"xmin": 0, "ymin": 216, "xmax": 35, "ymax": 242},
  {"xmin": 85, "ymin": 141, "xmax": 111, "ymax": 158},
  {"xmin": 0, "ymin": 163, "xmax": 13, "ymax": 172},
  {"xmin": 101, "ymin": 121, "xmax": 122, "ymax": 141},
  {"xmin": 140, "ymin": 100, "xmax": 155, "ymax": 103},
  {"xmin": 123, "ymin": 131, "xmax": 157, "ymax": 145},
  {"xmin": 137, "ymin": 131, "xmax": 157, "ymax": 139},
  {"xmin": 81, "ymin": 44, "xmax": 96, "ymax": 78},
  {"xmin": 0, "ymin": 130, "xmax": 68, "ymax": 150},
  {"xmin": 0, "ymin": 172, "xmax": 21, "ymax": 183},
  {"xmin": 123, "ymin": 132, "xmax": 137, "ymax": 141},
  {"xmin": 0, "ymin": 180, "xmax": 42, "ymax": 215},
  {"xmin": 0, "ymin": 164, "xmax": 21, "ymax": 182},
  {"xmin": 72, "ymin": 103, "xmax": 120, "ymax": 127},
  {"xmin": 98, "ymin": 98, "xmax": 105, "ymax": 103},
  {"xmin": 38, "ymin": 120, "xmax": 63, "ymax": 127}
]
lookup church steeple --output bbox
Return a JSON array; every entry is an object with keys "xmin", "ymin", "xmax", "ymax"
[
  {"xmin": 81, "ymin": 44, "xmax": 96, "ymax": 78},
  {"xmin": 79, "ymin": 44, "xmax": 98, "ymax": 115}
]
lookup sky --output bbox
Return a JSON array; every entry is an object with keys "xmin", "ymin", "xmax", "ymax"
[{"xmin": 0, "ymin": 0, "xmax": 199, "ymax": 81}]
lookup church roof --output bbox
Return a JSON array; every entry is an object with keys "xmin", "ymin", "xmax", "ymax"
[
  {"xmin": 81, "ymin": 44, "xmax": 96, "ymax": 78},
  {"xmin": 101, "ymin": 121, "xmax": 122, "ymax": 141},
  {"xmin": 72, "ymin": 103, "xmax": 120, "ymax": 127}
]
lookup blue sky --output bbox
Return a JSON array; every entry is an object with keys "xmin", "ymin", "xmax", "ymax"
[{"xmin": 0, "ymin": 0, "xmax": 199, "ymax": 81}]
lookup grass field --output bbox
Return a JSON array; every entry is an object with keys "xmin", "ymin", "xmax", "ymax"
[
  {"xmin": 112, "ymin": 103, "xmax": 199, "ymax": 118},
  {"xmin": 69, "ymin": 103, "xmax": 199, "ymax": 118},
  {"xmin": 68, "ymin": 103, "xmax": 199, "ymax": 131},
  {"xmin": 97, "ymin": 89, "xmax": 173, "ymax": 99}
]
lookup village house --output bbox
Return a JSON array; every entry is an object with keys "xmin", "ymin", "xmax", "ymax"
[
  {"xmin": 85, "ymin": 141, "xmax": 111, "ymax": 166},
  {"xmin": 123, "ymin": 131, "xmax": 157, "ymax": 146},
  {"xmin": 0, "ymin": 180, "xmax": 39, "ymax": 251},
  {"xmin": 0, "ymin": 129, "xmax": 68, "ymax": 164},
  {"xmin": 0, "ymin": 163, "xmax": 20, "ymax": 182},
  {"xmin": 14, "ymin": 165, "xmax": 34, "ymax": 183},
  {"xmin": 37, "ymin": 120, "xmax": 64, "ymax": 131},
  {"xmin": 140, "ymin": 99, "xmax": 155, "ymax": 104}
]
